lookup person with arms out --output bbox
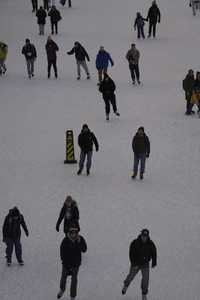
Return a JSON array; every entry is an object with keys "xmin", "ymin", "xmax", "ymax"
[
  {"xmin": 146, "ymin": 1, "xmax": 161, "ymax": 38},
  {"xmin": 56, "ymin": 195, "xmax": 80, "ymax": 234},
  {"xmin": 182, "ymin": 69, "xmax": 195, "ymax": 115},
  {"xmin": 126, "ymin": 43, "xmax": 140, "ymax": 85},
  {"xmin": 2, "ymin": 207, "xmax": 29, "ymax": 266},
  {"xmin": 95, "ymin": 46, "xmax": 114, "ymax": 85},
  {"xmin": 0, "ymin": 41, "xmax": 8, "ymax": 75},
  {"xmin": 122, "ymin": 229, "xmax": 157, "ymax": 300},
  {"xmin": 45, "ymin": 35, "xmax": 59, "ymax": 79},
  {"xmin": 48, "ymin": 6, "xmax": 62, "ymax": 35},
  {"xmin": 77, "ymin": 124, "xmax": 99, "ymax": 176},
  {"xmin": 57, "ymin": 224, "xmax": 87, "ymax": 300},
  {"xmin": 99, "ymin": 73, "xmax": 120, "ymax": 120},
  {"xmin": 132, "ymin": 127, "xmax": 150, "ymax": 180},
  {"xmin": 36, "ymin": 6, "xmax": 47, "ymax": 35},
  {"xmin": 67, "ymin": 41, "xmax": 90, "ymax": 80},
  {"xmin": 22, "ymin": 38, "xmax": 37, "ymax": 79}
]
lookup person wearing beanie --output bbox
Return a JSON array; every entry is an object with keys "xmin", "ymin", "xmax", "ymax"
[
  {"xmin": 57, "ymin": 225, "xmax": 87, "ymax": 300},
  {"xmin": 131, "ymin": 127, "xmax": 150, "ymax": 180},
  {"xmin": 56, "ymin": 195, "xmax": 80, "ymax": 234},
  {"xmin": 99, "ymin": 73, "xmax": 120, "ymax": 120},
  {"xmin": 122, "ymin": 229, "xmax": 157, "ymax": 300},
  {"xmin": 21, "ymin": 38, "xmax": 37, "ymax": 79},
  {"xmin": 2, "ymin": 207, "xmax": 29, "ymax": 266},
  {"xmin": 77, "ymin": 124, "xmax": 99, "ymax": 176},
  {"xmin": 67, "ymin": 41, "xmax": 90, "ymax": 80}
]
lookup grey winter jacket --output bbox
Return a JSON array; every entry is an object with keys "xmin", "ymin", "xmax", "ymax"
[{"xmin": 126, "ymin": 48, "xmax": 140, "ymax": 65}]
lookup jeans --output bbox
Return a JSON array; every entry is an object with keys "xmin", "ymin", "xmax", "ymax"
[
  {"xmin": 51, "ymin": 22, "xmax": 58, "ymax": 34},
  {"xmin": 137, "ymin": 26, "xmax": 145, "ymax": 39},
  {"xmin": 26, "ymin": 59, "xmax": 35, "ymax": 76},
  {"xmin": 129, "ymin": 64, "xmax": 140, "ymax": 83},
  {"xmin": 79, "ymin": 151, "xmax": 93, "ymax": 172},
  {"xmin": 133, "ymin": 153, "xmax": 146, "ymax": 175},
  {"xmin": 103, "ymin": 93, "xmax": 117, "ymax": 115},
  {"xmin": 124, "ymin": 265, "xmax": 150, "ymax": 295},
  {"xmin": 59, "ymin": 266, "xmax": 79, "ymax": 298},
  {"xmin": 76, "ymin": 60, "xmax": 90, "ymax": 77},
  {"xmin": 148, "ymin": 22, "xmax": 157, "ymax": 37},
  {"xmin": 48, "ymin": 59, "xmax": 57, "ymax": 78},
  {"xmin": 39, "ymin": 24, "xmax": 45, "ymax": 35},
  {"xmin": 5, "ymin": 238, "xmax": 22, "ymax": 263}
]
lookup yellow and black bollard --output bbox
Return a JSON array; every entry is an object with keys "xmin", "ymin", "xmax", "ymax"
[{"xmin": 64, "ymin": 130, "xmax": 77, "ymax": 164}]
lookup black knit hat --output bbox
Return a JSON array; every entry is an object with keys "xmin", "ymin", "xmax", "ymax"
[{"xmin": 141, "ymin": 229, "xmax": 149, "ymax": 237}]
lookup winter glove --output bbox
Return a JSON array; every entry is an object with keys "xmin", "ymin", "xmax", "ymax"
[
  {"xmin": 189, "ymin": 2, "xmax": 191, "ymax": 7},
  {"xmin": 87, "ymin": 57, "xmax": 90, "ymax": 62},
  {"xmin": 67, "ymin": 52, "xmax": 70, "ymax": 55},
  {"xmin": 96, "ymin": 147, "xmax": 99, "ymax": 152},
  {"xmin": 26, "ymin": 231, "xmax": 29, "ymax": 237},
  {"xmin": 56, "ymin": 225, "xmax": 59, "ymax": 232},
  {"xmin": 146, "ymin": 154, "xmax": 149, "ymax": 158},
  {"xmin": 152, "ymin": 263, "xmax": 156, "ymax": 268}
]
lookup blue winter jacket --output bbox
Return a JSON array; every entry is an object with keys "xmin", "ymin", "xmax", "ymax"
[{"xmin": 95, "ymin": 50, "xmax": 114, "ymax": 70}]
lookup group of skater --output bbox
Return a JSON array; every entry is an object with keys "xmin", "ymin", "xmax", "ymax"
[{"xmin": 2, "ymin": 196, "xmax": 157, "ymax": 300}]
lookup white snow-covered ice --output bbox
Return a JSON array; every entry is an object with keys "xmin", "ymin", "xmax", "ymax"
[{"xmin": 0, "ymin": 0, "xmax": 200, "ymax": 299}]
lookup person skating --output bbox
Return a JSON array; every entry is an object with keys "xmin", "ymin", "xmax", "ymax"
[
  {"xmin": 45, "ymin": 35, "xmax": 59, "ymax": 79},
  {"xmin": 182, "ymin": 69, "xmax": 195, "ymax": 115},
  {"xmin": 122, "ymin": 229, "xmax": 157, "ymax": 300},
  {"xmin": 56, "ymin": 195, "xmax": 80, "ymax": 234},
  {"xmin": 2, "ymin": 207, "xmax": 29, "ymax": 266},
  {"xmin": 36, "ymin": 6, "xmax": 47, "ymax": 35},
  {"xmin": 22, "ymin": 38, "xmax": 37, "ymax": 79},
  {"xmin": 132, "ymin": 127, "xmax": 150, "ymax": 180},
  {"xmin": 134, "ymin": 12, "xmax": 147, "ymax": 39},
  {"xmin": 67, "ymin": 41, "xmax": 90, "ymax": 80},
  {"xmin": 191, "ymin": 71, "xmax": 200, "ymax": 116},
  {"xmin": 77, "ymin": 124, "xmax": 99, "ymax": 176},
  {"xmin": 99, "ymin": 73, "xmax": 120, "ymax": 120},
  {"xmin": 146, "ymin": 1, "xmax": 161, "ymax": 38},
  {"xmin": 0, "ymin": 41, "xmax": 8, "ymax": 75},
  {"xmin": 48, "ymin": 6, "xmax": 62, "ymax": 35},
  {"xmin": 95, "ymin": 46, "xmax": 114, "ymax": 85},
  {"xmin": 126, "ymin": 44, "xmax": 140, "ymax": 85},
  {"xmin": 57, "ymin": 224, "xmax": 87, "ymax": 300}
]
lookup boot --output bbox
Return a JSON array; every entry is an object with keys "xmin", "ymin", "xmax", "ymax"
[
  {"xmin": 131, "ymin": 173, "xmax": 137, "ymax": 179},
  {"xmin": 122, "ymin": 285, "xmax": 128, "ymax": 295},
  {"xmin": 140, "ymin": 173, "xmax": 143, "ymax": 180},
  {"xmin": 57, "ymin": 290, "xmax": 64, "ymax": 299}
]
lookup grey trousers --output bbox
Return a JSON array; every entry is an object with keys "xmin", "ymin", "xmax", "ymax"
[
  {"xmin": 124, "ymin": 265, "xmax": 150, "ymax": 295},
  {"xmin": 26, "ymin": 59, "xmax": 34, "ymax": 76},
  {"xmin": 59, "ymin": 266, "xmax": 79, "ymax": 298},
  {"xmin": 79, "ymin": 150, "xmax": 93, "ymax": 172},
  {"xmin": 76, "ymin": 60, "xmax": 90, "ymax": 77},
  {"xmin": 39, "ymin": 24, "xmax": 45, "ymax": 35}
]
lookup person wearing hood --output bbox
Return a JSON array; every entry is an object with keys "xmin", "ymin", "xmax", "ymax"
[
  {"xmin": 99, "ymin": 73, "xmax": 120, "ymax": 120},
  {"xmin": 22, "ymin": 38, "xmax": 37, "ymax": 79},
  {"xmin": 182, "ymin": 69, "xmax": 195, "ymax": 115},
  {"xmin": 134, "ymin": 12, "xmax": 147, "ymax": 39},
  {"xmin": 48, "ymin": 5, "xmax": 62, "ymax": 35},
  {"xmin": 2, "ymin": 207, "xmax": 29, "ymax": 266},
  {"xmin": 45, "ymin": 35, "xmax": 59, "ymax": 79},
  {"xmin": 95, "ymin": 46, "xmax": 114, "ymax": 85},
  {"xmin": 77, "ymin": 124, "xmax": 99, "ymax": 176},
  {"xmin": 146, "ymin": 1, "xmax": 161, "ymax": 38},
  {"xmin": 132, "ymin": 127, "xmax": 150, "ymax": 180},
  {"xmin": 36, "ymin": 6, "xmax": 47, "ymax": 35},
  {"xmin": 57, "ymin": 224, "xmax": 87, "ymax": 300},
  {"xmin": 122, "ymin": 229, "xmax": 157, "ymax": 300},
  {"xmin": 56, "ymin": 195, "xmax": 80, "ymax": 234},
  {"xmin": 67, "ymin": 41, "xmax": 90, "ymax": 80}
]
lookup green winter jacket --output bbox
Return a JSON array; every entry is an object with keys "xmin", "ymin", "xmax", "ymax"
[{"xmin": 0, "ymin": 42, "xmax": 8, "ymax": 60}]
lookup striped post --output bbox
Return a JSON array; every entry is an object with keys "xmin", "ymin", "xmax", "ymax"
[{"xmin": 64, "ymin": 130, "xmax": 77, "ymax": 164}]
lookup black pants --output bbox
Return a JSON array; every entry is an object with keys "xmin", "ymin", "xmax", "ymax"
[
  {"xmin": 51, "ymin": 22, "xmax": 58, "ymax": 34},
  {"xmin": 129, "ymin": 64, "xmax": 140, "ymax": 83},
  {"xmin": 5, "ymin": 238, "xmax": 22, "ymax": 263},
  {"xmin": 148, "ymin": 22, "xmax": 157, "ymax": 37},
  {"xmin": 48, "ymin": 59, "xmax": 57, "ymax": 78},
  {"xmin": 31, "ymin": 0, "xmax": 38, "ymax": 11},
  {"xmin": 59, "ymin": 266, "xmax": 79, "ymax": 298},
  {"xmin": 43, "ymin": 0, "xmax": 49, "ymax": 10},
  {"xmin": 103, "ymin": 93, "xmax": 117, "ymax": 116},
  {"xmin": 137, "ymin": 26, "xmax": 145, "ymax": 39},
  {"xmin": 68, "ymin": 0, "xmax": 71, "ymax": 7}
]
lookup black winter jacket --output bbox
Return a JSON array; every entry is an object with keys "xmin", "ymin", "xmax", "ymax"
[
  {"xmin": 193, "ymin": 79, "xmax": 200, "ymax": 93},
  {"xmin": 22, "ymin": 43, "xmax": 37, "ymax": 60},
  {"xmin": 147, "ymin": 4, "xmax": 161, "ymax": 23},
  {"xmin": 78, "ymin": 130, "xmax": 99, "ymax": 153},
  {"xmin": 132, "ymin": 133, "xmax": 150, "ymax": 156},
  {"xmin": 46, "ymin": 40, "xmax": 59, "ymax": 61},
  {"xmin": 183, "ymin": 74, "xmax": 195, "ymax": 100},
  {"xmin": 99, "ymin": 77, "xmax": 116, "ymax": 98},
  {"xmin": 3, "ymin": 209, "xmax": 29, "ymax": 240},
  {"xmin": 36, "ymin": 8, "xmax": 47, "ymax": 25},
  {"xmin": 67, "ymin": 44, "xmax": 90, "ymax": 62},
  {"xmin": 56, "ymin": 201, "xmax": 80, "ymax": 233},
  {"xmin": 48, "ymin": 8, "xmax": 61, "ymax": 23},
  {"xmin": 129, "ymin": 235, "xmax": 157, "ymax": 267},
  {"xmin": 60, "ymin": 235, "xmax": 87, "ymax": 269}
]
